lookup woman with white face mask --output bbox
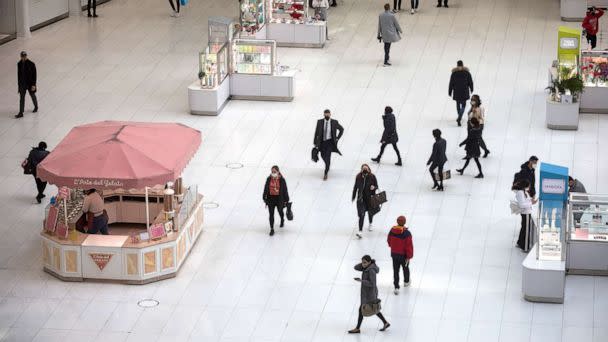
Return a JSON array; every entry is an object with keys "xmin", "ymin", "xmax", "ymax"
[
  {"xmin": 467, "ymin": 94, "xmax": 490, "ymax": 158},
  {"xmin": 263, "ymin": 166, "xmax": 290, "ymax": 236},
  {"xmin": 352, "ymin": 164, "xmax": 379, "ymax": 239}
]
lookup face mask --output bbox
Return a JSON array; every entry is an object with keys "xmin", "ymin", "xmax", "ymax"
[
  {"xmin": 470, "ymin": 101, "xmax": 476, "ymax": 106},
  {"xmin": 271, "ymin": 172, "xmax": 278, "ymax": 178},
  {"xmin": 324, "ymin": 115, "xmax": 330, "ymax": 120},
  {"xmin": 362, "ymin": 169, "xmax": 369, "ymax": 174},
  {"xmin": 531, "ymin": 163, "xmax": 536, "ymax": 169}
]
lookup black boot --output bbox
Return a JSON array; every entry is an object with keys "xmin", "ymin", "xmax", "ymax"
[
  {"xmin": 371, "ymin": 157, "xmax": 380, "ymax": 163},
  {"xmin": 269, "ymin": 228, "xmax": 275, "ymax": 236}
]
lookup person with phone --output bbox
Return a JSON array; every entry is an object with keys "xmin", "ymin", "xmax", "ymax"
[
  {"xmin": 352, "ymin": 164, "xmax": 379, "ymax": 238},
  {"xmin": 348, "ymin": 255, "xmax": 390, "ymax": 334},
  {"xmin": 583, "ymin": 7, "xmax": 604, "ymax": 49}
]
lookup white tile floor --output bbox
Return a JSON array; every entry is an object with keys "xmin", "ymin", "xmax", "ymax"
[{"xmin": 0, "ymin": 0, "xmax": 607, "ymax": 341}]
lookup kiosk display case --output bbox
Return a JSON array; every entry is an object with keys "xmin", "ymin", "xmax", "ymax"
[
  {"xmin": 266, "ymin": 0, "xmax": 327, "ymax": 47},
  {"xmin": 240, "ymin": 0, "xmax": 267, "ymax": 38},
  {"xmin": 537, "ymin": 201, "xmax": 566, "ymax": 261},
  {"xmin": 269, "ymin": 0, "xmax": 307, "ymax": 24},
  {"xmin": 567, "ymin": 193, "xmax": 608, "ymax": 274},
  {"xmin": 580, "ymin": 50, "xmax": 608, "ymax": 113},
  {"xmin": 232, "ymin": 39, "xmax": 276, "ymax": 75},
  {"xmin": 208, "ymin": 16, "xmax": 237, "ymax": 45},
  {"xmin": 199, "ymin": 43, "xmax": 229, "ymax": 88},
  {"xmin": 189, "ymin": 43, "xmax": 231, "ymax": 116}
]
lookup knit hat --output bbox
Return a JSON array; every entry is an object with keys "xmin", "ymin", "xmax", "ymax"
[{"xmin": 397, "ymin": 216, "xmax": 406, "ymax": 226}]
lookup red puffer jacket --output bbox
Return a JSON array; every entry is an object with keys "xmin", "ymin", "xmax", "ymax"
[{"xmin": 387, "ymin": 225, "xmax": 413, "ymax": 259}]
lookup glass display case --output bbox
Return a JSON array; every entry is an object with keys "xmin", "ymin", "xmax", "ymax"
[
  {"xmin": 240, "ymin": 0, "xmax": 266, "ymax": 34},
  {"xmin": 569, "ymin": 193, "xmax": 608, "ymax": 243},
  {"xmin": 208, "ymin": 16, "xmax": 237, "ymax": 45},
  {"xmin": 268, "ymin": 0, "xmax": 307, "ymax": 24},
  {"xmin": 537, "ymin": 201, "xmax": 566, "ymax": 261},
  {"xmin": 232, "ymin": 39, "xmax": 276, "ymax": 75},
  {"xmin": 581, "ymin": 50, "xmax": 608, "ymax": 87},
  {"xmin": 198, "ymin": 43, "xmax": 229, "ymax": 89}
]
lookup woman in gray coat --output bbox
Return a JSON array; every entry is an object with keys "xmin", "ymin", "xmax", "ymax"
[
  {"xmin": 377, "ymin": 4, "xmax": 402, "ymax": 66},
  {"xmin": 348, "ymin": 255, "xmax": 390, "ymax": 334}
]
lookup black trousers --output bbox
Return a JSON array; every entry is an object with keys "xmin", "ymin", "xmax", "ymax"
[
  {"xmin": 320, "ymin": 140, "xmax": 334, "ymax": 175},
  {"xmin": 462, "ymin": 157, "xmax": 482, "ymax": 174},
  {"xmin": 383, "ymin": 43, "xmax": 391, "ymax": 63},
  {"xmin": 393, "ymin": 0, "xmax": 402, "ymax": 10},
  {"xmin": 168, "ymin": 0, "xmax": 180, "ymax": 12},
  {"xmin": 429, "ymin": 163, "xmax": 444, "ymax": 186},
  {"xmin": 392, "ymin": 254, "xmax": 410, "ymax": 288},
  {"xmin": 588, "ymin": 34, "xmax": 597, "ymax": 49},
  {"xmin": 411, "ymin": 0, "xmax": 419, "ymax": 9},
  {"xmin": 267, "ymin": 196, "xmax": 284, "ymax": 229},
  {"xmin": 356, "ymin": 305, "xmax": 387, "ymax": 329},
  {"xmin": 377, "ymin": 142, "xmax": 402, "ymax": 161},
  {"xmin": 357, "ymin": 201, "xmax": 374, "ymax": 231},
  {"xmin": 517, "ymin": 214, "xmax": 532, "ymax": 250},
  {"xmin": 437, "ymin": 0, "xmax": 448, "ymax": 5},
  {"xmin": 87, "ymin": 0, "xmax": 97, "ymax": 14},
  {"xmin": 34, "ymin": 176, "xmax": 47, "ymax": 199},
  {"xmin": 456, "ymin": 100, "xmax": 466, "ymax": 122},
  {"xmin": 19, "ymin": 88, "xmax": 38, "ymax": 114}
]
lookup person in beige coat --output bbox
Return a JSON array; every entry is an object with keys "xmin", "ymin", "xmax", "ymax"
[
  {"xmin": 378, "ymin": 3, "xmax": 402, "ymax": 66},
  {"xmin": 466, "ymin": 94, "xmax": 490, "ymax": 158}
]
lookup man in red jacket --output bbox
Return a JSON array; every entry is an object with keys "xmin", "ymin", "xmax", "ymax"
[
  {"xmin": 387, "ymin": 216, "xmax": 413, "ymax": 294},
  {"xmin": 583, "ymin": 7, "xmax": 604, "ymax": 49}
]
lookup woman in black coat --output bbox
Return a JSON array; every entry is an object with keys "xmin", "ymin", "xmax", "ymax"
[
  {"xmin": 427, "ymin": 129, "xmax": 447, "ymax": 191},
  {"xmin": 263, "ymin": 165, "xmax": 289, "ymax": 236},
  {"xmin": 371, "ymin": 106, "xmax": 402, "ymax": 166},
  {"xmin": 456, "ymin": 118, "xmax": 484, "ymax": 178},
  {"xmin": 352, "ymin": 164, "xmax": 379, "ymax": 239}
]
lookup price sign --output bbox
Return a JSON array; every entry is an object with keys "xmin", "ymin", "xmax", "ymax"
[
  {"xmin": 58, "ymin": 187, "xmax": 70, "ymax": 199},
  {"xmin": 45, "ymin": 206, "xmax": 59, "ymax": 233},
  {"xmin": 148, "ymin": 223, "xmax": 167, "ymax": 240}
]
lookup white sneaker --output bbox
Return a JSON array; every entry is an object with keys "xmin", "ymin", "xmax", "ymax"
[
  {"xmin": 174, "ymin": 12, "xmax": 181, "ymax": 17},
  {"xmin": 411, "ymin": 9, "xmax": 414, "ymax": 14},
  {"xmin": 404, "ymin": 281, "xmax": 410, "ymax": 287},
  {"xmin": 356, "ymin": 233, "xmax": 362, "ymax": 239},
  {"xmin": 368, "ymin": 224, "xmax": 373, "ymax": 231},
  {"xmin": 394, "ymin": 288, "xmax": 399, "ymax": 295},
  {"xmin": 414, "ymin": 8, "xmax": 418, "ymax": 13},
  {"xmin": 170, "ymin": 11, "xmax": 176, "ymax": 17}
]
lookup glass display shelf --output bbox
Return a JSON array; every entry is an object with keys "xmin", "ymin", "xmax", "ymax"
[
  {"xmin": 581, "ymin": 50, "xmax": 608, "ymax": 87},
  {"xmin": 569, "ymin": 193, "xmax": 608, "ymax": 243},
  {"xmin": 198, "ymin": 43, "xmax": 228, "ymax": 89},
  {"xmin": 240, "ymin": 0, "xmax": 265, "ymax": 34},
  {"xmin": 537, "ymin": 200, "xmax": 566, "ymax": 261},
  {"xmin": 208, "ymin": 16, "xmax": 236, "ymax": 45},
  {"xmin": 269, "ymin": 0, "xmax": 307, "ymax": 24},
  {"xmin": 232, "ymin": 39, "xmax": 276, "ymax": 75}
]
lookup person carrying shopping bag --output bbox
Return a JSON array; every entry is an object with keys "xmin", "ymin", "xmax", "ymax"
[
  {"xmin": 263, "ymin": 166, "xmax": 290, "ymax": 236},
  {"xmin": 352, "ymin": 164, "xmax": 379, "ymax": 239},
  {"xmin": 348, "ymin": 255, "xmax": 391, "ymax": 334}
]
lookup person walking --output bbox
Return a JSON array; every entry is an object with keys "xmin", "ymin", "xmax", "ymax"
[
  {"xmin": 583, "ymin": 6, "xmax": 604, "ymax": 49},
  {"xmin": 371, "ymin": 106, "xmax": 402, "ymax": 166},
  {"xmin": 313, "ymin": 109, "xmax": 344, "ymax": 180},
  {"xmin": 456, "ymin": 118, "xmax": 483, "ymax": 178},
  {"xmin": 392, "ymin": 0, "xmax": 402, "ymax": 12},
  {"xmin": 427, "ymin": 129, "xmax": 447, "ymax": 191},
  {"xmin": 348, "ymin": 255, "xmax": 391, "ymax": 334},
  {"xmin": 312, "ymin": 0, "xmax": 329, "ymax": 39},
  {"xmin": 26, "ymin": 142, "xmax": 50, "ymax": 203},
  {"xmin": 467, "ymin": 94, "xmax": 490, "ymax": 158},
  {"xmin": 168, "ymin": 0, "xmax": 181, "ymax": 17},
  {"xmin": 378, "ymin": 3, "xmax": 402, "ymax": 66},
  {"xmin": 437, "ymin": 0, "xmax": 448, "ymax": 7},
  {"xmin": 448, "ymin": 60, "xmax": 473, "ymax": 126},
  {"xmin": 352, "ymin": 164, "xmax": 379, "ymax": 239},
  {"xmin": 387, "ymin": 216, "xmax": 413, "ymax": 294},
  {"xmin": 262, "ymin": 166, "xmax": 289, "ymax": 236},
  {"xmin": 410, "ymin": 0, "xmax": 419, "ymax": 14},
  {"xmin": 16, "ymin": 51, "xmax": 38, "ymax": 119},
  {"xmin": 514, "ymin": 156, "xmax": 538, "ymax": 199},
  {"xmin": 513, "ymin": 180, "xmax": 536, "ymax": 251},
  {"xmin": 87, "ymin": 0, "xmax": 97, "ymax": 17}
]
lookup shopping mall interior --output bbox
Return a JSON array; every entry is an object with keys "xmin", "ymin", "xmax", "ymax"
[{"xmin": 0, "ymin": 0, "xmax": 608, "ymax": 341}]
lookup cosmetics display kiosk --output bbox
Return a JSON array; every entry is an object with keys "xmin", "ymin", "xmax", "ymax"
[
  {"xmin": 266, "ymin": 0, "xmax": 326, "ymax": 47},
  {"xmin": 580, "ymin": 50, "xmax": 608, "ymax": 113},
  {"xmin": 567, "ymin": 193, "xmax": 608, "ymax": 275}
]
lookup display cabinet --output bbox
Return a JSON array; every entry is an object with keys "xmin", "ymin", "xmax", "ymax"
[
  {"xmin": 567, "ymin": 193, "xmax": 608, "ymax": 275},
  {"xmin": 198, "ymin": 43, "xmax": 229, "ymax": 89},
  {"xmin": 581, "ymin": 50, "xmax": 608, "ymax": 87},
  {"xmin": 240, "ymin": 0, "xmax": 266, "ymax": 34},
  {"xmin": 208, "ymin": 16, "xmax": 237, "ymax": 45},
  {"xmin": 537, "ymin": 201, "xmax": 566, "ymax": 261},
  {"xmin": 268, "ymin": 0, "xmax": 307, "ymax": 24},
  {"xmin": 232, "ymin": 39, "xmax": 276, "ymax": 75}
]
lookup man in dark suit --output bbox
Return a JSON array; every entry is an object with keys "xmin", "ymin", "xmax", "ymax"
[
  {"xmin": 16, "ymin": 51, "xmax": 38, "ymax": 119},
  {"xmin": 372, "ymin": 106, "xmax": 402, "ymax": 166},
  {"xmin": 427, "ymin": 129, "xmax": 447, "ymax": 191},
  {"xmin": 314, "ymin": 109, "xmax": 344, "ymax": 180},
  {"xmin": 448, "ymin": 60, "xmax": 473, "ymax": 126}
]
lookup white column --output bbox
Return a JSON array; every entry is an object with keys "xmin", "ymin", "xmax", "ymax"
[
  {"xmin": 69, "ymin": 0, "xmax": 82, "ymax": 16},
  {"xmin": 15, "ymin": 0, "xmax": 31, "ymax": 38}
]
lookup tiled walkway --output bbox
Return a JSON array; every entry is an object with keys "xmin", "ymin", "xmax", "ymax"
[{"xmin": 0, "ymin": 0, "xmax": 607, "ymax": 341}]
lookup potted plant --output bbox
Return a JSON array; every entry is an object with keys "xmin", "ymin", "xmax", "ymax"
[{"xmin": 198, "ymin": 71, "xmax": 206, "ymax": 87}]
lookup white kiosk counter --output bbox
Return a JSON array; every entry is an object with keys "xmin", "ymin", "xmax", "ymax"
[
  {"xmin": 231, "ymin": 69, "xmax": 295, "ymax": 101},
  {"xmin": 267, "ymin": 21, "xmax": 326, "ymax": 47}
]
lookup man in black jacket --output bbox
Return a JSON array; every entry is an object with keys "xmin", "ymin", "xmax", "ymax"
[
  {"xmin": 514, "ymin": 156, "xmax": 538, "ymax": 198},
  {"xmin": 372, "ymin": 106, "xmax": 402, "ymax": 166},
  {"xmin": 314, "ymin": 109, "xmax": 344, "ymax": 180},
  {"xmin": 448, "ymin": 60, "xmax": 473, "ymax": 126},
  {"xmin": 427, "ymin": 129, "xmax": 447, "ymax": 191},
  {"xmin": 28, "ymin": 142, "xmax": 50, "ymax": 203},
  {"xmin": 16, "ymin": 51, "xmax": 38, "ymax": 119}
]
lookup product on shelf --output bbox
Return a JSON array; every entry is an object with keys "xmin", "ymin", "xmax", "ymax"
[{"xmin": 240, "ymin": 0, "xmax": 265, "ymax": 34}]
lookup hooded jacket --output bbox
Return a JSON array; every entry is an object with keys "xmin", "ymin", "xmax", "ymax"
[
  {"xmin": 583, "ymin": 9, "xmax": 604, "ymax": 36},
  {"xmin": 515, "ymin": 162, "xmax": 536, "ymax": 198},
  {"xmin": 354, "ymin": 262, "xmax": 380, "ymax": 305},
  {"xmin": 448, "ymin": 66, "xmax": 474, "ymax": 101},
  {"xmin": 387, "ymin": 225, "xmax": 413, "ymax": 259}
]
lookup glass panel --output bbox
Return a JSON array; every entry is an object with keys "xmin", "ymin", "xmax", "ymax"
[
  {"xmin": 538, "ymin": 200, "xmax": 565, "ymax": 261},
  {"xmin": 232, "ymin": 39, "xmax": 275, "ymax": 75},
  {"xmin": 581, "ymin": 51, "xmax": 608, "ymax": 87},
  {"xmin": 0, "ymin": 0, "xmax": 17, "ymax": 42},
  {"xmin": 569, "ymin": 193, "xmax": 608, "ymax": 242},
  {"xmin": 240, "ymin": 0, "xmax": 265, "ymax": 34},
  {"xmin": 269, "ymin": 0, "xmax": 307, "ymax": 24}
]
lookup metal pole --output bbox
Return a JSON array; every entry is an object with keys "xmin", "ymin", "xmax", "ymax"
[{"xmin": 145, "ymin": 187, "xmax": 150, "ymax": 229}]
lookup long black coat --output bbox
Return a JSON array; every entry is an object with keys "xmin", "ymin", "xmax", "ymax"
[
  {"xmin": 428, "ymin": 138, "xmax": 447, "ymax": 166},
  {"xmin": 515, "ymin": 162, "xmax": 536, "ymax": 198},
  {"xmin": 18, "ymin": 59, "xmax": 37, "ymax": 91},
  {"xmin": 28, "ymin": 147, "xmax": 49, "ymax": 176},
  {"xmin": 263, "ymin": 176, "xmax": 289, "ymax": 206},
  {"xmin": 314, "ymin": 118, "xmax": 344, "ymax": 154},
  {"xmin": 460, "ymin": 127, "xmax": 482, "ymax": 158},
  {"xmin": 381, "ymin": 113, "xmax": 398, "ymax": 144},
  {"xmin": 352, "ymin": 173, "xmax": 379, "ymax": 216},
  {"xmin": 448, "ymin": 67, "xmax": 473, "ymax": 101}
]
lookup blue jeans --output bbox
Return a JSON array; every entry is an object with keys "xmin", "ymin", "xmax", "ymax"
[
  {"xmin": 89, "ymin": 214, "xmax": 109, "ymax": 235},
  {"xmin": 384, "ymin": 43, "xmax": 391, "ymax": 63},
  {"xmin": 456, "ymin": 100, "xmax": 466, "ymax": 122}
]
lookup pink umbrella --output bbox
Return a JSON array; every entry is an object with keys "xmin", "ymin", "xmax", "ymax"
[{"xmin": 37, "ymin": 121, "xmax": 201, "ymax": 189}]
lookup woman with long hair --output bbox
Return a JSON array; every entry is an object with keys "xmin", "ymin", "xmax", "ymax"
[
  {"xmin": 467, "ymin": 94, "xmax": 490, "ymax": 158},
  {"xmin": 352, "ymin": 164, "xmax": 379, "ymax": 239},
  {"xmin": 262, "ymin": 165, "xmax": 289, "ymax": 236},
  {"xmin": 512, "ymin": 179, "xmax": 537, "ymax": 250},
  {"xmin": 457, "ymin": 117, "xmax": 484, "ymax": 178},
  {"xmin": 348, "ymin": 255, "xmax": 390, "ymax": 334}
]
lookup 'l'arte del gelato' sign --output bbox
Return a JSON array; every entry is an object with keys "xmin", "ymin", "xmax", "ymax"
[{"xmin": 73, "ymin": 178, "xmax": 124, "ymax": 188}]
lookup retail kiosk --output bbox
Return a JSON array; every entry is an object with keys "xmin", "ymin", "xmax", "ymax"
[
  {"xmin": 265, "ymin": 0, "xmax": 326, "ymax": 47},
  {"xmin": 567, "ymin": 193, "xmax": 608, "ymax": 275},
  {"xmin": 580, "ymin": 50, "xmax": 608, "ymax": 113}
]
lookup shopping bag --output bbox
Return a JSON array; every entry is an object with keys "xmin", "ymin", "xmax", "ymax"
[
  {"xmin": 21, "ymin": 158, "xmax": 33, "ymax": 174},
  {"xmin": 180, "ymin": 0, "xmax": 188, "ymax": 6},
  {"xmin": 311, "ymin": 147, "xmax": 319, "ymax": 163},
  {"xmin": 361, "ymin": 299, "xmax": 382, "ymax": 317},
  {"xmin": 369, "ymin": 191, "xmax": 387, "ymax": 209},
  {"xmin": 434, "ymin": 169, "xmax": 451, "ymax": 181},
  {"xmin": 286, "ymin": 202, "xmax": 294, "ymax": 221},
  {"xmin": 510, "ymin": 200, "xmax": 521, "ymax": 215}
]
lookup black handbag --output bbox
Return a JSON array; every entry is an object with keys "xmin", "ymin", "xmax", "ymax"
[
  {"xmin": 21, "ymin": 158, "xmax": 33, "ymax": 175},
  {"xmin": 369, "ymin": 191, "xmax": 387, "ymax": 209},
  {"xmin": 311, "ymin": 147, "xmax": 319, "ymax": 163},
  {"xmin": 286, "ymin": 202, "xmax": 294, "ymax": 221}
]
